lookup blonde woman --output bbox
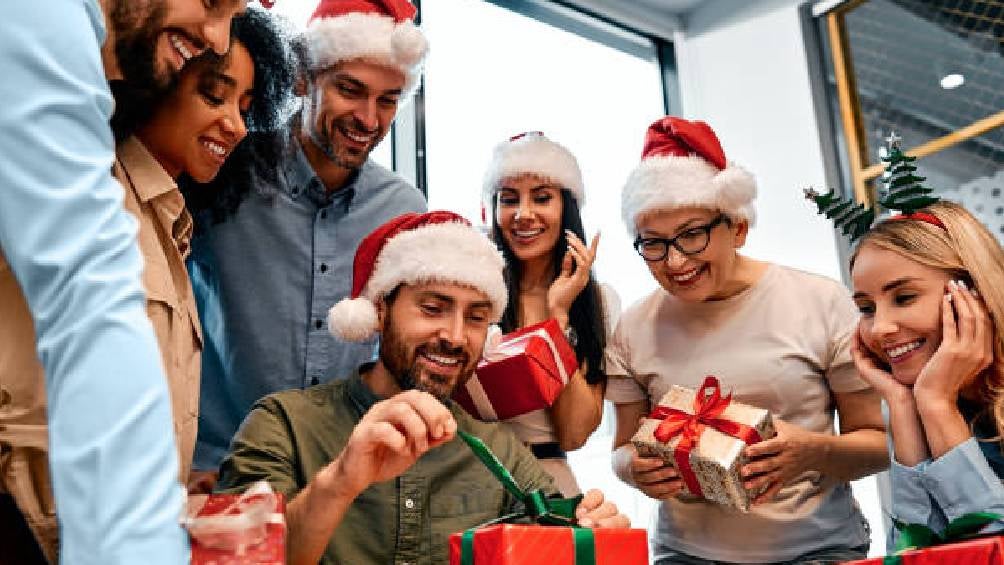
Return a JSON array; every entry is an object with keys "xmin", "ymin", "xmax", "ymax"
[{"xmin": 850, "ymin": 200, "xmax": 1004, "ymax": 538}]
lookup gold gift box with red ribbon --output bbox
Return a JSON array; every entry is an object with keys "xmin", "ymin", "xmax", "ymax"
[{"xmin": 631, "ymin": 376, "xmax": 775, "ymax": 512}]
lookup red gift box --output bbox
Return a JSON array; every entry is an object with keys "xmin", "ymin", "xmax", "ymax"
[
  {"xmin": 453, "ymin": 319, "xmax": 578, "ymax": 421},
  {"xmin": 843, "ymin": 536, "xmax": 1004, "ymax": 565},
  {"xmin": 448, "ymin": 524, "xmax": 648, "ymax": 565},
  {"xmin": 186, "ymin": 482, "xmax": 286, "ymax": 565}
]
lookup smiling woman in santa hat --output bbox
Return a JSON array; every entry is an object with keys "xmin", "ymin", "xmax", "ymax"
[
  {"xmin": 482, "ymin": 131, "xmax": 620, "ymax": 497},
  {"xmin": 607, "ymin": 116, "xmax": 888, "ymax": 564}
]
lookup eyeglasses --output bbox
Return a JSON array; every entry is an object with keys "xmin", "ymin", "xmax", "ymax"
[{"xmin": 633, "ymin": 215, "xmax": 728, "ymax": 262}]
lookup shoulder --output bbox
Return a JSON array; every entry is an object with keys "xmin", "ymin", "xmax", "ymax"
[
  {"xmin": 764, "ymin": 264, "xmax": 851, "ymax": 304},
  {"xmin": 252, "ymin": 380, "xmax": 347, "ymax": 419},
  {"xmin": 618, "ymin": 287, "xmax": 668, "ymax": 328},
  {"xmin": 360, "ymin": 161, "xmax": 426, "ymax": 207}
]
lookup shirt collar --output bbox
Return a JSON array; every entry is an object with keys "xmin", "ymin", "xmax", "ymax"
[
  {"xmin": 284, "ymin": 137, "xmax": 361, "ymax": 208},
  {"xmin": 117, "ymin": 136, "xmax": 178, "ymax": 204},
  {"xmin": 345, "ymin": 364, "xmax": 466, "ymax": 420}
]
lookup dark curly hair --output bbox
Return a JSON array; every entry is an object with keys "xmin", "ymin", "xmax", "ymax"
[
  {"xmin": 491, "ymin": 190, "xmax": 609, "ymax": 386},
  {"xmin": 179, "ymin": 6, "xmax": 299, "ymax": 223}
]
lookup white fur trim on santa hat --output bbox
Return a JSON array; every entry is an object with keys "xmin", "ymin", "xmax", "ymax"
[
  {"xmin": 328, "ymin": 296, "xmax": 379, "ymax": 342},
  {"xmin": 304, "ymin": 12, "xmax": 428, "ymax": 95},
  {"xmin": 328, "ymin": 221, "xmax": 506, "ymax": 342},
  {"xmin": 482, "ymin": 136, "xmax": 585, "ymax": 208},
  {"xmin": 621, "ymin": 154, "xmax": 756, "ymax": 236}
]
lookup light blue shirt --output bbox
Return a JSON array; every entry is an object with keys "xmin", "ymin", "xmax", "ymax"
[
  {"xmin": 1, "ymin": 2, "xmax": 187, "ymax": 563},
  {"xmin": 190, "ymin": 139, "xmax": 427, "ymax": 469},
  {"xmin": 889, "ymin": 438, "xmax": 1004, "ymax": 549}
]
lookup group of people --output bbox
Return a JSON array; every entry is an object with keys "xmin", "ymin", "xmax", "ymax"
[{"xmin": 5, "ymin": 1, "xmax": 1004, "ymax": 565}]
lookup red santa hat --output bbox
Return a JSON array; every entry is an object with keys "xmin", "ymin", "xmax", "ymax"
[
  {"xmin": 482, "ymin": 132, "xmax": 586, "ymax": 214},
  {"xmin": 303, "ymin": 0, "xmax": 428, "ymax": 95},
  {"xmin": 621, "ymin": 116, "xmax": 756, "ymax": 236},
  {"xmin": 328, "ymin": 211, "xmax": 507, "ymax": 342}
]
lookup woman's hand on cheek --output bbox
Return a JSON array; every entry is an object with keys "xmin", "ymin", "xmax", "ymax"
[
  {"xmin": 914, "ymin": 281, "xmax": 994, "ymax": 409},
  {"xmin": 851, "ymin": 326, "xmax": 911, "ymax": 405},
  {"xmin": 547, "ymin": 231, "xmax": 600, "ymax": 329}
]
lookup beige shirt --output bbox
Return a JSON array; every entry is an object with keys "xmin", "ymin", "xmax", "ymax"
[
  {"xmin": 606, "ymin": 264, "xmax": 870, "ymax": 562},
  {"xmin": 0, "ymin": 137, "xmax": 201, "ymax": 562},
  {"xmin": 114, "ymin": 136, "xmax": 202, "ymax": 479}
]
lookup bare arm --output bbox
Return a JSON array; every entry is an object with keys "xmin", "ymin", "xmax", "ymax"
[{"xmin": 550, "ymin": 363, "xmax": 605, "ymax": 451}]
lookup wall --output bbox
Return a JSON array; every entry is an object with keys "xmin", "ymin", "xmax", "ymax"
[{"xmin": 674, "ymin": 0, "xmax": 845, "ymax": 280}]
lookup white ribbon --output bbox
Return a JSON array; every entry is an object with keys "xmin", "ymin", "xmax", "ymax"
[
  {"xmin": 463, "ymin": 373, "xmax": 500, "ymax": 422},
  {"xmin": 481, "ymin": 323, "xmax": 571, "ymax": 385},
  {"xmin": 183, "ymin": 480, "xmax": 282, "ymax": 554}
]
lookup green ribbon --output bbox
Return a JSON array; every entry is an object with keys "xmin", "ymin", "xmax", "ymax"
[
  {"xmin": 457, "ymin": 430, "xmax": 596, "ymax": 565},
  {"xmin": 883, "ymin": 512, "xmax": 1003, "ymax": 565}
]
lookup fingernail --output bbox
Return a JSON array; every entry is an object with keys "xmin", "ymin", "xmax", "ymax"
[
  {"xmin": 946, "ymin": 293, "xmax": 953, "ymax": 302},
  {"xmin": 959, "ymin": 280, "xmax": 968, "ymax": 290},
  {"xmin": 949, "ymin": 280, "xmax": 957, "ymax": 289}
]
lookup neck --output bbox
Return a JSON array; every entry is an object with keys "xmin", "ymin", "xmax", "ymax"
[
  {"xmin": 134, "ymin": 133, "xmax": 183, "ymax": 180},
  {"xmin": 99, "ymin": 0, "xmax": 122, "ymax": 80},
  {"xmin": 519, "ymin": 254, "xmax": 554, "ymax": 292},
  {"xmin": 297, "ymin": 127, "xmax": 355, "ymax": 194},
  {"xmin": 361, "ymin": 360, "xmax": 401, "ymax": 400},
  {"xmin": 706, "ymin": 254, "xmax": 766, "ymax": 301}
]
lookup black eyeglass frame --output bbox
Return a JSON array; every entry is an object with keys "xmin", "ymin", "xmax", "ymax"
[{"xmin": 633, "ymin": 214, "xmax": 730, "ymax": 262}]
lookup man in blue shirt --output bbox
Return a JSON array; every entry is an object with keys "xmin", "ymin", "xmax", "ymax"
[
  {"xmin": 190, "ymin": 0, "xmax": 430, "ymax": 480},
  {"xmin": 1, "ymin": 1, "xmax": 241, "ymax": 563}
]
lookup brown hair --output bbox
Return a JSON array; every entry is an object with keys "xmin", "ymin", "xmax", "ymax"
[{"xmin": 850, "ymin": 201, "xmax": 1004, "ymax": 440}]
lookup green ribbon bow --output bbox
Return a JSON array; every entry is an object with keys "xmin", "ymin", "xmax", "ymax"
[
  {"xmin": 457, "ymin": 430, "xmax": 596, "ymax": 565},
  {"xmin": 883, "ymin": 512, "xmax": 1003, "ymax": 565}
]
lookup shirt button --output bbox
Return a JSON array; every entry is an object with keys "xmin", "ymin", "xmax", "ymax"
[
  {"xmin": 315, "ymin": 319, "xmax": 323, "ymax": 330},
  {"xmin": 404, "ymin": 498, "xmax": 415, "ymax": 509},
  {"xmin": 319, "ymin": 263, "xmax": 328, "ymax": 273},
  {"xmin": 310, "ymin": 377, "xmax": 320, "ymax": 386}
]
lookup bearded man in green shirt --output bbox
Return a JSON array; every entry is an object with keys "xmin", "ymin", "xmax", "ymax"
[{"xmin": 216, "ymin": 211, "xmax": 629, "ymax": 565}]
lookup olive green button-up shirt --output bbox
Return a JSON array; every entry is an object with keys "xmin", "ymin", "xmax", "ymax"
[{"xmin": 217, "ymin": 367, "xmax": 558, "ymax": 565}]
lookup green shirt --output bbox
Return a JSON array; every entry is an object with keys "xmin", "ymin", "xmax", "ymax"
[{"xmin": 216, "ymin": 367, "xmax": 558, "ymax": 565}]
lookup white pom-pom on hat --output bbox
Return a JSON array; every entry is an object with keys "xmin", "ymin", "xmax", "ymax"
[{"xmin": 328, "ymin": 297, "xmax": 379, "ymax": 342}]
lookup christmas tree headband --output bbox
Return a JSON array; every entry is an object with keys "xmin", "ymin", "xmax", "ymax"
[{"xmin": 805, "ymin": 132, "xmax": 942, "ymax": 241}]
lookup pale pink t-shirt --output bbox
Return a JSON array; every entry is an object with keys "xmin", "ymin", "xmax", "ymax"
[{"xmin": 606, "ymin": 264, "xmax": 871, "ymax": 562}]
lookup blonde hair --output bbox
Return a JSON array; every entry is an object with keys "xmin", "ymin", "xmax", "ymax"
[{"xmin": 850, "ymin": 201, "xmax": 1004, "ymax": 440}]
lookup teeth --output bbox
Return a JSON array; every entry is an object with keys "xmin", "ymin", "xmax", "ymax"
[
  {"xmin": 170, "ymin": 33, "xmax": 193, "ymax": 61},
  {"xmin": 515, "ymin": 229, "xmax": 543, "ymax": 238},
  {"xmin": 886, "ymin": 340, "xmax": 922, "ymax": 359},
  {"xmin": 343, "ymin": 130, "xmax": 374, "ymax": 143},
  {"xmin": 202, "ymin": 140, "xmax": 225, "ymax": 156},
  {"xmin": 672, "ymin": 267, "xmax": 701, "ymax": 282},
  {"xmin": 426, "ymin": 353, "xmax": 459, "ymax": 366}
]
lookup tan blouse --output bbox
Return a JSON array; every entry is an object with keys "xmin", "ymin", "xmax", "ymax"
[{"xmin": 0, "ymin": 137, "xmax": 202, "ymax": 563}]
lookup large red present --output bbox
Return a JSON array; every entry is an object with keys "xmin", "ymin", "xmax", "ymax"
[
  {"xmin": 453, "ymin": 319, "xmax": 578, "ymax": 421},
  {"xmin": 448, "ymin": 524, "xmax": 648, "ymax": 565},
  {"xmin": 186, "ymin": 481, "xmax": 286, "ymax": 565},
  {"xmin": 843, "ymin": 535, "xmax": 1004, "ymax": 565}
]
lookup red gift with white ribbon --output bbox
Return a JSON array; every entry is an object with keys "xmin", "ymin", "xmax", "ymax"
[
  {"xmin": 453, "ymin": 319, "xmax": 578, "ymax": 421},
  {"xmin": 185, "ymin": 481, "xmax": 286, "ymax": 564}
]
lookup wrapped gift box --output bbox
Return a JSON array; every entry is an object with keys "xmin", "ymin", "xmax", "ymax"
[
  {"xmin": 448, "ymin": 524, "xmax": 648, "ymax": 565},
  {"xmin": 844, "ymin": 535, "xmax": 1004, "ymax": 565},
  {"xmin": 186, "ymin": 481, "xmax": 286, "ymax": 565},
  {"xmin": 632, "ymin": 377, "xmax": 775, "ymax": 512},
  {"xmin": 453, "ymin": 319, "xmax": 577, "ymax": 421}
]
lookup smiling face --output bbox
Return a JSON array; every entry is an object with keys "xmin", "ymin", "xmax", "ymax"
[
  {"xmin": 136, "ymin": 40, "xmax": 254, "ymax": 182},
  {"xmin": 378, "ymin": 282, "xmax": 493, "ymax": 402},
  {"xmin": 851, "ymin": 244, "xmax": 956, "ymax": 386},
  {"xmin": 635, "ymin": 207, "xmax": 747, "ymax": 302},
  {"xmin": 301, "ymin": 59, "xmax": 405, "ymax": 171},
  {"xmin": 112, "ymin": 0, "xmax": 246, "ymax": 93},
  {"xmin": 495, "ymin": 174, "xmax": 564, "ymax": 264}
]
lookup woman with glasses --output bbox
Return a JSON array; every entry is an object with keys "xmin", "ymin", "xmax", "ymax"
[
  {"xmin": 481, "ymin": 132, "xmax": 619, "ymax": 496},
  {"xmin": 607, "ymin": 117, "xmax": 887, "ymax": 564}
]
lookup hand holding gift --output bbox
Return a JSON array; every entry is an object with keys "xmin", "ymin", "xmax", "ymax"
[
  {"xmin": 628, "ymin": 452, "xmax": 685, "ymax": 501},
  {"xmin": 742, "ymin": 418, "xmax": 825, "ymax": 504},
  {"xmin": 631, "ymin": 376, "xmax": 775, "ymax": 512},
  {"xmin": 453, "ymin": 319, "xmax": 578, "ymax": 421}
]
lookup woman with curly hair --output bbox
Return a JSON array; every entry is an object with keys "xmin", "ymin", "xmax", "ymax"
[
  {"xmin": 107, "ymin": 5, "xmax": 296, "ymax": 492},
  {"xmin": 850, "ymin": 200, "xmax": 1004, "ymax": 541}
]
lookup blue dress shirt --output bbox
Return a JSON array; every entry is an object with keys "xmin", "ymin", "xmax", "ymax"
[
  {"xmin": 1, "ymin": 1, "xmax": 187, "ymax": 563},
  {"xmin": 190, "ymin": 139, "xmax": 426, "ymax": 469}
]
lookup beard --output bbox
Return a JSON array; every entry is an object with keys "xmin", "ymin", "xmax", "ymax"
[
  {"xmin": 302, "ymin": 96, "xmax": 381, "ymax": 171},
  {"xmin": 110, "ymin": 0, "xmax": 176, "ymax": 103},
  {"xmin": 379, "ymin": 310, "xmax": 476, "ymax": 403}
]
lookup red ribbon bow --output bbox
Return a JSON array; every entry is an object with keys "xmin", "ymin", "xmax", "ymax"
[{"xmin": 646, "ymin": 376, "xmax": 763, "ymax": 497}]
